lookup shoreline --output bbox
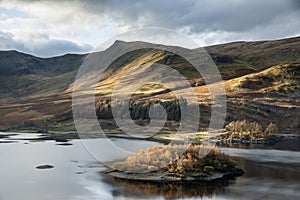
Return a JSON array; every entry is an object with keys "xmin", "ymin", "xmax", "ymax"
[
  {"xmin": 106, "ymin": 169, "xmax": 244, "ymax": 183},
  {"xmin": 1, "ymin": 130, "xmax": 298, "ymax": 144}
]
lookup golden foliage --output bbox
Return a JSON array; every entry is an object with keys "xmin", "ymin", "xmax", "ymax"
[
  {"xmin": 224, "ymin": 120, "xmax": 278, "ymax": 139},
  {"xmin": 112, "ymin": 144, "xmax": 236, "ymax": 174}
]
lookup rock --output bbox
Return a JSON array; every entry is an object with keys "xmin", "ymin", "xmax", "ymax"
[
  {"xmin": 56, "ymin": 143, "xmax": 73, "ymax": 146},
  {"xmin": 55, "ymin": 138, "xmax": 69, "ymax": 142},
  {"xmin": 36, "ymin": 164, "xmax": 54, "ymax": 169}
]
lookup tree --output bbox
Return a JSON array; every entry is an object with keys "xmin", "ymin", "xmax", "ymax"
[
  {"xmin": 225, "ymin": 120, "xmax": 265, "ymax": 139},
  {"xmin": 264, "ymin": 122, "xmax": 278, "ymax": 136},
  {"xmin": 253, "ymin": 123, "xmax": 263, "ymax": 136}
]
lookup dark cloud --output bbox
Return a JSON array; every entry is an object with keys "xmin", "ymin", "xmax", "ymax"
[
  {"xmin": 77, "ymin": 0, "xmax": 300, "ymax": 33},
  {"xmin": 0, "ymin": 32, "xmax": 92, "ymax": 57},
  {"xmin": 292, "ymin": 0, "xmax": 300, "ymax": 9},
  {"xmin": 11, "ymin": 0, "xmax": 300, "ymax": 33}
]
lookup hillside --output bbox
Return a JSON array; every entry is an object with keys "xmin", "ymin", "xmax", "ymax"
[
  {"xmin": 0, "ymin": 37, "xmax": 299, "ymax": 133},
  {"xmin": 224, "ymin": 63, "xmax": 300, "ymax": 132},
  {"xmin": 206, "ymin": 36, "xmax": 300, "ymax": 70},
  {"xmin": 0, "ymin": 51, "xmax": 85, "ymax": 101}
]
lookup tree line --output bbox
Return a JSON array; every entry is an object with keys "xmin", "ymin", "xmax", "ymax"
[
  {"xmin": 224, "ymin": 120, "xmax": 278, "ymax": 139},
  {"xmin": 96, "ymin": 98, "xmax": 188, "ymax": 121}
]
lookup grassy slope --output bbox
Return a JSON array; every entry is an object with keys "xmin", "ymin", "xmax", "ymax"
[{"xmin": 224, "ymin": 64, "xmax": 300, "ymax": 131}]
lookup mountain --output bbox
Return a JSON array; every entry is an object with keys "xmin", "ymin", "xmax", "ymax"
[
  {"xmin": 206, "ymin": 36, "xmax": 300, "ymax": 69},
  {"xmin": 0, "ymin": 51, "xmax": 85, "ymax": 100},
  {"xmin": 0, "ymin": 36, "xmax": 299, "ymax": 133}
]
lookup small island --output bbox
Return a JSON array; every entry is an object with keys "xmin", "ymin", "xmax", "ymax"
[{"xmin": 107, "ymin": 144, "xmax": 244, "ymax": 182}]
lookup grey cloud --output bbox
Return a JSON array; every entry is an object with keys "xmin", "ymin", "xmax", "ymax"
[
  {"xmin": 75, "ymin": 0, "xmax": 300, "ymax": 33},
  {"xmin": 0, "ymin": 32, "xmax": 92, "ymax": 57},
  {"xmin": 12, "ymin": 0, "xmax": 300, "ymax": 33},
  {"xmin": 39, "ymin": 0, "xmax": 300, "ymax": 43},
  {"xmin": 0, "ymin": 32, "xmax": 25, "ymax": 50},
  {"xmin": 31, "ymin": 39, "xmax": 92, "ymax": 57}
]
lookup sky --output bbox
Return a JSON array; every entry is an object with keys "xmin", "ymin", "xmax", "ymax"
[{"xmin": 0, "ymin": 0, "xmax": 299, "ymax": 57}]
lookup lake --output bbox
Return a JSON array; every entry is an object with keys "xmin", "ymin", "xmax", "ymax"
[{"xmin": 0, "ymin": 132, "xmax": 299, "ymax": 200}]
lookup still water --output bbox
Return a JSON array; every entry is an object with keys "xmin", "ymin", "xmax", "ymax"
[{"xmin": 0, "ymin": 132, "xmax": 299, "ymax": 200}]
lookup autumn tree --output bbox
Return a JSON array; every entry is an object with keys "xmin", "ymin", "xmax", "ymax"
[
  {"xmin": 264, "ymin": 122, "xmax": 278, "ymax": 136},
  {"xmin": 225, "ymin": 120, "xmax": 265, "ymax": 138}
]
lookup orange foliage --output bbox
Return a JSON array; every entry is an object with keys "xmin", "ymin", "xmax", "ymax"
[{"xmin": 112, "ymin": 144, "xmax": 236, "ymax": 174}]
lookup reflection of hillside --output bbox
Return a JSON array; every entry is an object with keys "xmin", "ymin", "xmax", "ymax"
[{"xmin": 113, "ymin": 177, "xmax": 235, "ymax": 199}]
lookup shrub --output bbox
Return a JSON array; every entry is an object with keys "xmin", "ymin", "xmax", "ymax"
[{"xmin": 203, "ymin": 166, "xmax": 215, "ymax": 174}]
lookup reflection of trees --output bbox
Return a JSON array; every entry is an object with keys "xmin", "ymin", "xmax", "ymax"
[{"xmin": 114, "ymin": 178, "xmax": 235, "ymax": 199}]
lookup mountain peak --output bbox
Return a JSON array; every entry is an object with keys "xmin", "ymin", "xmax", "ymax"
[
  {"xmin": 110, "ymin": 40, "xmax": 127, "ymax": 47},
  {"xmin": 114, "ymin": 40, "xmax": 127, "ymax": 44}
]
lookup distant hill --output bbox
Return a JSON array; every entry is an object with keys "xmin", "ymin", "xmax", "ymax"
[
  {"xmin": 0, "ymin": 36, "xmax": 299, "ymax": 133},
  {"xmin": 206, "ymin": 36, "xmax": 300, "ymax": 69},
  {"xmin": 0, "ymin": 51, "xmax": 85, "ymax": 100}
]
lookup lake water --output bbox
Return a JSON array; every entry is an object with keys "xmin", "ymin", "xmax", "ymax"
[{"xmin": 0, "ymin": 132, "xmax": 299, "ymax": 200}]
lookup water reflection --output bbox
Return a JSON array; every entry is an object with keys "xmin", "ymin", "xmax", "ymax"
[
  {"xmin": 219, "ymin": 137, "xmax": 300, "ymax": 151},
  {"xmin": 110, "ymin": 177, "xmax": 237, "ymax": 199}
]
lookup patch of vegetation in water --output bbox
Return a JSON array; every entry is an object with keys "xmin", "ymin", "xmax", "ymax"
[{"xmin": 109, "ymin": 144, "xmax": 243, "ymax": 182}]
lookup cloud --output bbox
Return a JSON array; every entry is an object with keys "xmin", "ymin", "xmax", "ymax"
[
  {"xmin": 0, "ymin": 31, "xmax": 25, "ymax": 49},
  {"xmin": 41, "ymin": 0, "xmax": 298, "ymax": 34},
  {"xmin": 0, "ymin": 0, "xmax": 299, "ymax": 56},
  {"xmin": 82, "ymin": 0, "xmax": 300, "ymax": 32},
  {"xmin": 26, "ymin": 37, "xmax": 92, "ymax": 57},
  {"xmin": 0, "ymin": 31, "xmax": 92, "ymax": 57}
]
